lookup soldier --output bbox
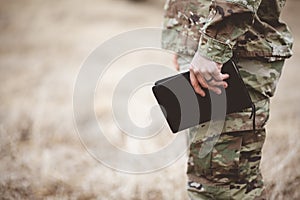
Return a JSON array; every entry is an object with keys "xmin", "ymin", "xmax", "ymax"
[{"xmin": 162, "ymin": 0, "xmax": 293, "ymax": 199}]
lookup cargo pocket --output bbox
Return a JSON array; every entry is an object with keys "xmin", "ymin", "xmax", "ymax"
[
  {"xmin": 188, "ymin": 140, "xmax": 213, "ymax": 177},
  {"xmin": 188, "ymin": 134, "xmax": 242, "ymax": 184},
  {"xmin": 239, "ymin": 129, "xmax": 266, "ymax": 181},
  {"xmin": 210, "ymin": 134, "xmax": 242, "ymax": 184}
]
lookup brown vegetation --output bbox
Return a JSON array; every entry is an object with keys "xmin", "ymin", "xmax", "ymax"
[{"xmin": 0, "ymin": 0, "xmax": 299, "ymax": 199}]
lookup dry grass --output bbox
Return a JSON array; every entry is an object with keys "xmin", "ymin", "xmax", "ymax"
[{"xmin": 0, "ymin": 0, "xmax": 299, "ymax": 199}]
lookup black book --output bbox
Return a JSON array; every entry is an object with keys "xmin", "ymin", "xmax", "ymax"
[{"xmin": 152, "ymin": 60, "xmax": 254, "ymax": 133}]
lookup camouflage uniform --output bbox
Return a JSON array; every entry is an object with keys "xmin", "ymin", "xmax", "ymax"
[{"xmin": 162, "ymin": 0, "xmax": 293, "ymax": 199}]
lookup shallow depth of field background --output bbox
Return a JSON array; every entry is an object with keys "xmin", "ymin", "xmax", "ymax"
[{"xmin": 0, "ymin": 0, "xmax": 299, "ymax": 199}]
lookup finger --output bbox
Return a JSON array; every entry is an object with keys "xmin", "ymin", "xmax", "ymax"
[
  {"xmin": 173, "ymin": 54, "xmax": 178, "ymax": 63},
  {"xmin": 207, "ymin": 85, "xmax": 222, "ymax": 95},
  {"xmin": 212, "ymin": 72, "xmax": 229, "ymax": 81},
  {"xmin": 173, "ymin": 55, "xmax": 179, "ymax": 71},
  {"xmin": 216, "ymin": 63, "xmax": 223, "ymax": 70},
  {"xmin": 202, "ymin": 72, "xmax": 213, "ymax": 82},
  {"xmin": 221, "ymin": 73, "xmax": 230, "ymax": 80},
  {"xmin": 190, "ymin": 69, "xmax": 205, "ymax": 97},
  {"xmin": 207, "ymin": 80, "xmax": 228, "ymax": 88},
  {"xmin": 192, "ymin": 69, "xmax": 209, "ymax": 88},
  {"xmin": 202, "ymin": 71, "xmax": 214, "ymax": 82}
]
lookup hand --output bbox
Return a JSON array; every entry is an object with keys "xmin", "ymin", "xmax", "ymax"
[
  {"xmin": 189, "ymin": 52, "xmax": 229, "ymax": 97},
  {"xmin": 173, "ymin": 54, "xmax": 180, "ymax": 71}
]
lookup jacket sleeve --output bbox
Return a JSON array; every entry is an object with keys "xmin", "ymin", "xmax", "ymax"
[{"xmin": 197, "ymin": 0, "xmax": 262, "ymax": 63}]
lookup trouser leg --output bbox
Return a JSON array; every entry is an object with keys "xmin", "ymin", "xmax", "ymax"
[
  {"xmin": 175, "ymin": 55, "xmax": 280, "ymax": 199},
  {"xmin": 187, "ymin": 129, "xmax": 267, "ymax": 200}
]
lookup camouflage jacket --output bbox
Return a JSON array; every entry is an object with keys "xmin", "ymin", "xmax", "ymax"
[{"xmin": 162, "ymin": 0, "xmax": 293, "ymax": 64}]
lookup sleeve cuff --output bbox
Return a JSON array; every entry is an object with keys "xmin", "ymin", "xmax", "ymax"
[{"xmin": 197, "ymin": 33, "xmax": 233, "ymax": 64}]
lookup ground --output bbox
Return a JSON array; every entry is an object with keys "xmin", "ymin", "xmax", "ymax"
[{"xmin": 0, "ymin": 0, "xmax": 299, "ymax": 199}]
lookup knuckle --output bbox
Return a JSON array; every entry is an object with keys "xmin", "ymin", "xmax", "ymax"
[
  {"xmin": 208, "ymin": 68, "xmax": 214, "ymax": 73},
  {"xmin": 194, "ymin": 69, "xmax": 201, "ymax": 75},
  {"xmin": 199, "ymin": 68, "xmax": 206, "ymax": 73}
]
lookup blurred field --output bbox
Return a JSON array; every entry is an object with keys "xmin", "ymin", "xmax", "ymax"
[{"xmin": 0, "ymin": 0, "xmax": 299, "ymax": 199}]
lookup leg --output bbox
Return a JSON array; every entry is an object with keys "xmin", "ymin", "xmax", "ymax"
[
  {"xmin": 229, "ymin": 129, "xmax": 267, "ymax": 200},
  {"xmin": 187, "ymin": 129, "xmax": 267, "ymax": 200},
  {"xmin": 175, "ymin": 57, "xmax": 283, "ymax": 199}
]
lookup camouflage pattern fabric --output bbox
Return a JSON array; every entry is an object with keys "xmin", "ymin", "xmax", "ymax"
[
  {"xmin": 162, "ymin": 0, "xmax": 293, "ymax": 64},
  {"xmin": 175, "ymin": 56, "xmax": 284, "ymax": 199},
  {"xmin": 187, "ymin": 129, "xmax": 266, "ymax": 200},
  {"xmin": 163, "ymin": 1, "xmax": 292, "ymax": 199}
]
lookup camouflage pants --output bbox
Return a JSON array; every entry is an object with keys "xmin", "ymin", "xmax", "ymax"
[
  {"xmin": 177, "ymin": 55, "xmax": 285, "ymax": 199},
  {"xmin": 187, "ymin": 129, "xmax": 266, "ymax": 200}
]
